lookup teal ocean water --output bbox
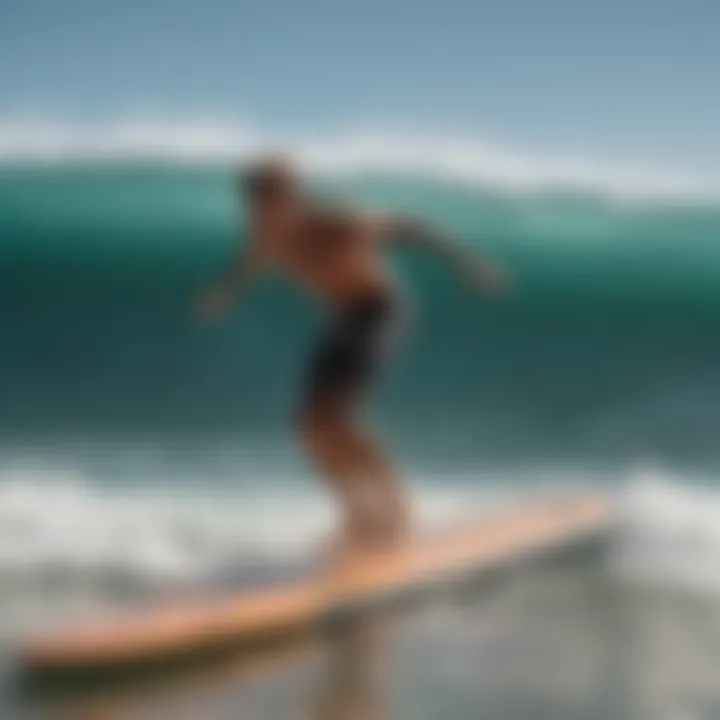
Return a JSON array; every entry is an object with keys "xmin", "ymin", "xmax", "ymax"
[{"xmin": 2, "ymin": 162, "xmax": 720, "ymax": 465}]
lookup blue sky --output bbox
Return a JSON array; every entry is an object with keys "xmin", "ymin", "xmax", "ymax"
[{"xmin": 1, "ymin": 0, "xmax": 719, "ymax": 175}]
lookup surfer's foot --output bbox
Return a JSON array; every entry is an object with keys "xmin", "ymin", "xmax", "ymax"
[
  {"xmin": 377, "ymin": 499, "xmax": 413, "ymax": 549},
  {"xmin": 332, "ymin": 516, "xmax": 410, "ymax": 568},
  {"xmin": 314, "ymin": 534, "xmax": 360, "ymax": 582}
]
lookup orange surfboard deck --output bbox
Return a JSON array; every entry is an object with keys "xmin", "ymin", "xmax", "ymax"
[{"xmin": 20, "ymin": 494, "xmax": 610, "ymax": 675}]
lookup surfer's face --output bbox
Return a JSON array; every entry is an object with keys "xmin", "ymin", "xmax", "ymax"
[
  {"xmin": 245, "ymin": 186, "xmax": 300, "ymax": 230},
  {"xmin": 245, "ymin": 181, "xmax": 288, "ymax": 207},
  {"xmin": 243, "ymin": 174, "xmax": 298, "ymax": 218},
  {"xmin": 240, "ymin": 164, "xmax": 299, "ymax": 221}
]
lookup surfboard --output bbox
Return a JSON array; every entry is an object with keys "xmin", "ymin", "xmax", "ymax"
[{"xmin": 20, "ymin": 494, "xmax": 610, "ymax": 677}]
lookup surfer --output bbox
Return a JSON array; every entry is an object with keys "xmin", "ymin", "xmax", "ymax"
[{"xmin": 197, "ymin": 156, "xmax": 506, "ymax": 564}]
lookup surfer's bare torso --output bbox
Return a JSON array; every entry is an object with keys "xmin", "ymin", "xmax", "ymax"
[{"xmin": 256, "ymin": 207, "xmax": 398, "ymax": 305}]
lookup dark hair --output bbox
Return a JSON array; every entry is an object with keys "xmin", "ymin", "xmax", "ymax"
[{"xmin": 239, "ymin": 157, "xmax": 296, "ymax": 197}]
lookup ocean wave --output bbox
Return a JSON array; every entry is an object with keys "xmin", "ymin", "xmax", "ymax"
[
  {"xmin": 0, "ymin": 115, "xmax": 714, "ymax": 201},
  {"xmin": 2, "ymin": 159, "xmax": 720, "ymax": 459},
  {"xmin": 0, "ymin": 470, "xmax": 318, "ymax": 591}
]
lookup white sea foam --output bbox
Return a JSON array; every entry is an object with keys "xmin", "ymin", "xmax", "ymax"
[
  {"xmin": 610, "ymin": 467, "xmax": 720, "ymax": 594},
  {"xmin": 2, "ymin": 461, "xmax": 720, "ymax": 636},
  {"xmin": 0, "ymin": 467, "xmax": 333, "ymax": 635},
  {"xmin": 0, "ymin": 470, "xmax": 316, "ymax": 593},
  {"xmin": 3, "ymin": 464, "xmax": 719, "ymax": 595},
  {"xmin": 0, "ymin": 467, "xmax": 489, "ymax": 596},
  {"xmin": 0, "ymin": 115, "xmax": 714, "ymax": 201}
]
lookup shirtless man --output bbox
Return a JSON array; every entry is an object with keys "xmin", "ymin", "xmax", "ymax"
[{"xmin": 198, "ymin": 156, "xmax": 505, "ymax": 563}]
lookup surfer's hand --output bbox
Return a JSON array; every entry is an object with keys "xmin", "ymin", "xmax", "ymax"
[{"xmin": 196, "ymin": 284, "xmax": 234, "ymax": 324}]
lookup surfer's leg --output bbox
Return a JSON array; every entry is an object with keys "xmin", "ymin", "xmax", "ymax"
[
  {"xmin": 354, "ymin": 435, "xmax": 410, "ymax": 546},
  {"xmin": 299, "ymin": 395, "xmax": 409, "ymax": 551},
  {"xmin": 298, "ymin": 295, "xmax": 409, "ymax": 559},
  {"xmin": 337, "ymin": 405, "xmax": 409, "ymax": 545}
]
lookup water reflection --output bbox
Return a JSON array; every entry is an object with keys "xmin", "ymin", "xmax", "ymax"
[
  {"xmin": 15, "ymin": 556, "xmax": 720, "ymax": 720},
  {"xmin": 310, "ymin": 614, "xmax": 391, "ymax": 720}
]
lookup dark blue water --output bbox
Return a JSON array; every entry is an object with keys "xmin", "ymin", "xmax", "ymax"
[{"xmin": 2, "ymin": 163, "xmax": 720, "ymax": 467}]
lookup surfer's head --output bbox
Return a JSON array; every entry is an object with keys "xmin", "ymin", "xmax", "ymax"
[{"xmin": 239, "ymin": 155, "xmax": 300, "ymax": 216}]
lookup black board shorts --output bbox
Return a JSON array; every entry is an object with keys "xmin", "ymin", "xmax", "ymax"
[{"xmin": 301, "ymin": 291, "xmax": 404, "ymax": 408}]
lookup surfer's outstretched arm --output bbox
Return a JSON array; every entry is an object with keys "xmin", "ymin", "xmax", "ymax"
[
  {"xmin": 196, "ymin": 238, "xmax": 267, "ymax": 324},
  {"xmin": 377, "ymin": 215, "xmax": 507, "ymax": 294}
]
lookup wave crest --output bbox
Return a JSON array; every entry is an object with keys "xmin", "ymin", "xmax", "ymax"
[{"xmin": 0, "ymin": 115, "xmax": 713, "ymax": 201}]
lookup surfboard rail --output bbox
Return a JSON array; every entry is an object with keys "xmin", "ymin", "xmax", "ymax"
[{"xmin": 19, "ymin": 494, "xmax": 610, "ymax": 676}]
